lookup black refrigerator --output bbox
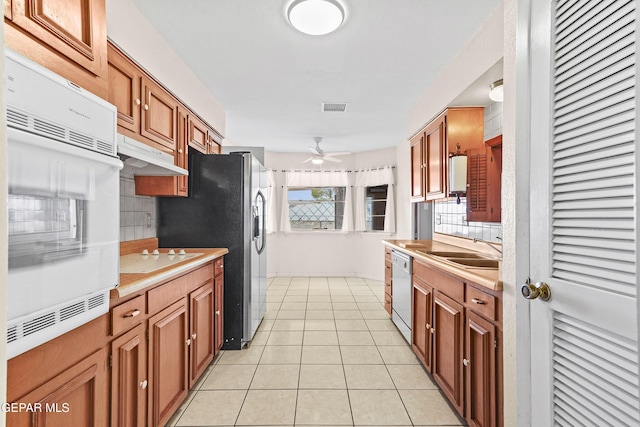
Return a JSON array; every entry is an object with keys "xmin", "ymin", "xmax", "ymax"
[{"xmin": 157, "ymin": 151, "xmax": 267, "ymax": 350}]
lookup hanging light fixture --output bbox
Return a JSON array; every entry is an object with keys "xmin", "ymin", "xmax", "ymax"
[
  {"xmin": 311, "ymin": 155, "xmax": 324, "ymax": 165},
  {"xmin": 489, "ymin": 79, "xmax": 504, "ymax": 102},
  {"xmin": 288, "ymin": 0, "xmax": 345, "ymax": 36}
]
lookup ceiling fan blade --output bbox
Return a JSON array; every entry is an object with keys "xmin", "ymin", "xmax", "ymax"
[
  {"xmin": 308, "ymin": 146, "xmax": 321, "ymax": 155},
  {"xmin": 324, "ymin": 151, "xmax": 351, "ymax": 157},
  {"xmin": 323, "ymin": 156, "xmax": 342, "ymax": 163},
  {"xmin": 302, "ymin": 157, "xmax": 313, "ymax": 163}
]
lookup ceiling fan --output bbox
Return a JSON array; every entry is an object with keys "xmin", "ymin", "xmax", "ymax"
[{"xmin": 302, "ymin": 137, "xmax": 351, "ymax": 164}]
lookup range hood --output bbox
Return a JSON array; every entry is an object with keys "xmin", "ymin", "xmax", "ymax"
[{"xmin": 117, "ymin": 134, "xmax": 188, "ymax": 176}]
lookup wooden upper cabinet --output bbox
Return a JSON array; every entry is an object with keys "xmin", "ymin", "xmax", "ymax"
[
  {"xmin": 5, "ymin": 0, "xmax": 108, "ymax": 97},
  {"xmin": 410, "ymin": 107, "xmax": 484, "ymax": 202},
  {"xmin": 410, "ymin": 132, "xmax": 424, "ymax": 201},
  {"xmin": 188, "ymin": 114, "xmax": 209, "ymax": 154},
  {"xmin": 141, "ymin": 75, "xmax": 179, "ymax": 151},
  {"xmin": 467, "ymin": 143, "xmax": 502, "ymax": 223},
  {"xmin": 208, "ymin": 133, "xmax": 222, "ymax": 154},
  {"xmin": 107, "ymin": 43, "xmax": 142, "ymax": 134},
  {"xmin": 135, "ymin": 107, "xmax": 189, "ymax": 197},
  {"xmin": 425, "ymin": 116, "xmax": 446, "ymax": 200}
]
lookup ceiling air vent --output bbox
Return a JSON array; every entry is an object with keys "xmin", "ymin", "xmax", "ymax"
[{"xmin": 322, "ymin": 102, "xmax": 347, "ymax": 112}]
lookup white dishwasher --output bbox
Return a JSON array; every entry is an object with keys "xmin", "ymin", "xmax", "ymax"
[{"xmin": 391, "ymin": 250, "xmax": 412, "ymax": 343}]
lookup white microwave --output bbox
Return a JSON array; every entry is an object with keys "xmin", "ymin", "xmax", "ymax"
[{"xmin": 5, "ymin": 49, "xmax": 123, "ymax": 358}]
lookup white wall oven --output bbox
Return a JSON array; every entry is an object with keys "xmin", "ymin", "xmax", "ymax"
[{"xmin": 5, "ymin": 49, "xmax": 123, "ymax": 358}]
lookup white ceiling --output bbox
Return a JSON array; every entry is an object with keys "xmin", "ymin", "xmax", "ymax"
[{"xmin": 128, "ymin": 0, "xmax": 502, "ymax": 153}]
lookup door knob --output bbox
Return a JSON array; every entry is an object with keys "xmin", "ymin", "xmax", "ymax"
[{"xmin": 521, "ymin": 280, "xmax": 551, "ymax": 301}]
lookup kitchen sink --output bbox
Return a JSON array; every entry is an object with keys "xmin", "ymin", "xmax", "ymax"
[
  {"xmin": 445, "ymin": 258, "xmax": 500, "ymax": 269},
  {"xmin": 415, "ymin": 249, "xmax": 500, "ymax": 270},
  {"xmin": 421, "ymin": 251, "xmax": 487, "ymax": 259}
]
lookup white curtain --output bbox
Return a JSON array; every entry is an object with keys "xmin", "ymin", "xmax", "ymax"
[
  {"xmin": 354, "ymin": 167, "xmax": 395, "ymax": 233},
  {"xmin": 280, "ymin": 170, "xmax": 353, "ymax": 233},
  {"xmin": 266, "ymin": 169, "xmax": 278, "ymax": 234}
]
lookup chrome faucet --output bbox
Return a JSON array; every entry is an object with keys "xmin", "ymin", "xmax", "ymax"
[{"xmin": 473, "ymin": 237, "xmax": 503, "ymax": 257}]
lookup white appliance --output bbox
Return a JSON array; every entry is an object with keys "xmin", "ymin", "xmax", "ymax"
[
  {"xmin": 117, "ymin": 133, "xmax": 188, "ymax": 176},
  {"xmin": 391, "ymin": 250, "xmax": 412, "ymax": 343},
  {"xmin": 5, "ymin": 48, "xmax": 123, "ymax": 358}
]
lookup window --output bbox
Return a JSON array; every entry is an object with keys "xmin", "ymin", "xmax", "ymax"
[
  {"xmin": 288, "ymin": 187, "xmax": 346, "ymax": 230},
  {"xmin": 365, "ymin": 185, "xmax": 388, "ymax": 231}
]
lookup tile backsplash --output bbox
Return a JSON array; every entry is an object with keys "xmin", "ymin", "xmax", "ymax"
[
  {"xmin": 120, "ymin": 170, "xmax": 157, "ymax": 242},
  {"xmin": 433, "ymin": 100, "xmax": 503, "ymax": 243},
  {"xmin": 433, "ymin": 198, "xmax": 502, "ymax": 243}
]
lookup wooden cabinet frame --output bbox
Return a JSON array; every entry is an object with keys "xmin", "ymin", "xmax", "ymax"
[{"xmin": 409, "ymin": 256, "xmax": 502, "ymax": 426}]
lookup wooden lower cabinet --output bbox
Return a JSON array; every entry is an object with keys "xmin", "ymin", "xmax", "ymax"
[
  {"xmin": 111, "ymin": 323, "xmax": 147, "ymax": 427},
  {"xmin": 148, "ymin": 298, "xmax": 189, "ymax": 427},
  {"xmin": 432, "ymin": 291, "xmax": 464, "ymax": 415},
  {"xmin": 8, "ymin": 348, "xmax": 109, "ymax": 426},
  {"xmin": 408, "ymin": 256, "xmax": 502, "ymax": 427},
  {"xmin": 189, "ymin": 282, "xmax": 215, "ymax": 388},
  {"xmin": 384, "ymin": 248, "xmax": 393, "ymax": 316},
  {"xmin": 465, "ymin": 311, "xmax": 497, "ymax": 427},
  {"xmin": 411, "ymin": 278, "xmax": 432, "ymax": 371},
  {"xmin": 214, "ymin": 272, "xmax": 225, "ymax": 354}
]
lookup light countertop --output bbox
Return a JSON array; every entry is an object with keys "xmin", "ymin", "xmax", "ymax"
[
  {"xmin": 383, "ymin": 239, "xmax": 502, "ymax": 291},
  {"xmin": 113, "ymin": 247, "xmax": 229, "ymax": 299}
]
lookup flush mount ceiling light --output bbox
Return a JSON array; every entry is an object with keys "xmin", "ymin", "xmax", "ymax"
[
  {"xmin": 288, "ymin": 0, "xmax": 345, "ymax": 36},
  {"xmin": 489, "ymin": 79, "xmax": 504, "ymax": 102},
  {"xmin": 311, "ymin": 156, "xmax": 324, "ymax": 165}
]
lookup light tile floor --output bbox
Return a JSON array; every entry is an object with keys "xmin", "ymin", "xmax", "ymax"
[{"xmin": 167, "ymin": 277, "xmax": 465, "ymax": 426}]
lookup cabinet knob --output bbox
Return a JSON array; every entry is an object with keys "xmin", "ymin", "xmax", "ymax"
[
  {"xmin": 192, "ymin": 333, "xmax": 197, "ymax": 340},
  {"xmin": 186, "ymin": 339, "xmax": 191, "ymax": 346},
  {"xmin": 178, "ymin": 149, "xmax": 183, "ymax": 154},
  {"xmin": 144, "ymin": 104, "xmax": 149, "ymax": 111},
  {"xmin": 426, "ymin": 323, "xmax": 430, "ymax": 330},
  {"xmin": 140, "ymin": 380, "xmax": 148, "ymax": 389},
  {"xmin": 135, "ymin": 98, "xmax": 141, "ymax": 106},
  {"xmin": 215, "ymin": 310, "xmax": 220, "ymax": 316},
  {"xmin": 471, "ymin": 298, "xmax": 486, "ymax": 305},
  {"xmin": 123, "ymin": 309, "xmax": 141, "ymax": 318},
  {"xmin": 463, "ymin": 358, "xmax": 470, "ymax": 367},
  {"xmin": 430, "ymin": 327, "xmax": 435, "ymax": 334}
]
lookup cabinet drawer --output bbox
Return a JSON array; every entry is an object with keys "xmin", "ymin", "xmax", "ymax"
[
  {"xmin": 148, "ymin": 264, "xmax": 214, "ymax": 314},
  {"xmin": 466, "ymin": 285, "xmax": 497, "ymax": 321},
  {"xmin": 214, "ymin": 258, "xmax": 224, "ymax": 277},
  {"xmin": 385, "ymin": 258, "xmax": 392, "ymax": 282},
  {"xmin": 413, "ymin": 259, "xmax": 464, "ymax": 301},
  {"xmin": 112, "ymin": 294, "xmax": 146, "ymax": 336}
]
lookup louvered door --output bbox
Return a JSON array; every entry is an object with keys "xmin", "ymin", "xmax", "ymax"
[{"xmin": 527, "ymin": 0, "xmax": 639, "ymax": 425}]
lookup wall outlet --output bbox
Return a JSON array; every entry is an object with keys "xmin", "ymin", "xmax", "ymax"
[
  {"xmin": 461, "ymin": 215, "xmax": 466, "ymax": 224},
  {"xmin": 146, "ymin": 213, "xmax": 152, "ymax": 228}
]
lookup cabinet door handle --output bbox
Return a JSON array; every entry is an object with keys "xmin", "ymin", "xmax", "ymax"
[
  {"xmin": 471, "ymin": 298, "xmax": 486, "ymax": 305},
  {"xmin": 192, "ymin": 333, "xmax": 197, "ymax": 340},
  {"xmin": 186, "ymin": 339, "xmax": 191, "ymax": 346},
  {"xmin": 140, "ymin": 380, "xmax": 148, "ymax": 389},
  {"xmin": 123, "ymin": 309, "xmax": 141, "ymax": 318}
]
